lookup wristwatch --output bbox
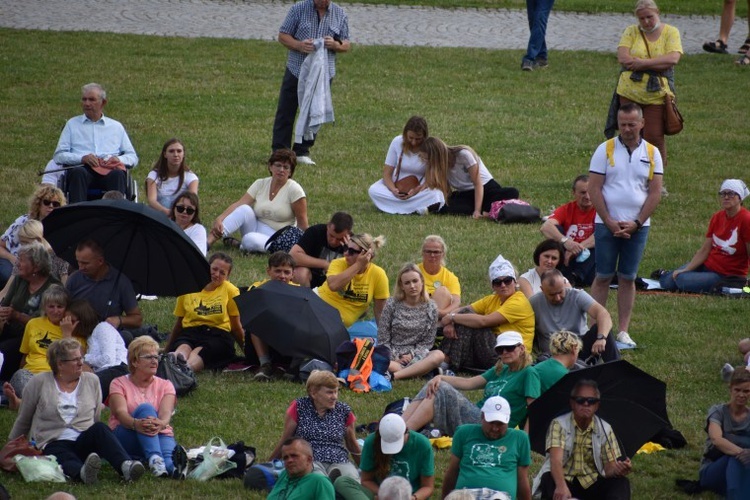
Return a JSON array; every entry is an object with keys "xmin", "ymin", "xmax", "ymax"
[
  {"xmin": 634, "ymin": 219, "xmax": 643, "ymax": 230},
  {"xmin": 449, "ymin": 312, "xmax": 456, "ymax": 322},
  {"xmin": 596, "ymin": 334, "xmax": 606, "ymax": 341},
  {"xmin": 560, "ymin": 237, "xmax": 569, "ymax": 245}
]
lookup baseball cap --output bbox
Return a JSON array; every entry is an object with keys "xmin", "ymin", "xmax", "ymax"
[
  {"xmin": 481, "ymin": 396, "xmax": 511, "ymax": 424},
  {"xmin": 379, "ymin": 413, "xmax": 407, "ymax": 455},
  {"xmin": 494, "ymin": 331, "xmax": 524, "ymax": 350}
]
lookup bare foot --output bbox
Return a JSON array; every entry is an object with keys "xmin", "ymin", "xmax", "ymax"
[{"xmin": 3, "ymin": 382, "xmax": 21, "ymax": 411}]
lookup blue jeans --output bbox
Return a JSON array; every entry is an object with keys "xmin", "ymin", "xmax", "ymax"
[
  {"xmin": 659, "ymin": 264, "xmax": 723, "ymax": 293},
  {"xmin": 700, "ymin": 454, "xmax": 750, "ymax": 499},
  {"xmin": 594, "ymin": 224, "xmax": 649, "ymax": 281},
  {"xmin": 113, "ymin": 403, "xmax": 177, "ymax": 473},
  {"xmin": 524, "ymin": 0, "xmax": 556, "ymax": 62}
]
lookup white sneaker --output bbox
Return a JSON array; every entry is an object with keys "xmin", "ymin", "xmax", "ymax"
[
  {"xmin": 80, "ymin": 452, "xmax": 101, "ymax": 484},
  {"xmin": 722, "ymin": 363, "xmax": 735, "ymax": 383},
  {"xmin": 149, "ymin": 455, "xmax": 168, "ymax": 477},
  {"xmin": 617, "ymin": 331, "xmax": 637, "ymax": 347},
  {"xmin": 122, "ymin": 460, "xmax": 145, "ymax": 482},
  {"xmin": 296, "ymin": 155, "xmax": 316, "ymax": 165}
]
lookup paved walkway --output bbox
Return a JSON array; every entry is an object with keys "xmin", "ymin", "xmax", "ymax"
[{"xmin": 1, "ymin": 0, "xmax": 747, "ymax": 55}]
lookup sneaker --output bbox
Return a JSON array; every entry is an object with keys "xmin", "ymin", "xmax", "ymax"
[
  {"xmin": 296, "ymin": 155, "xmax": 316, "ymax": 165},
  {"xmin": 661, "ymin": 185, "xmax": 669, "ymax": 197},
  {"xmin": 722, "ymin": 363, "xmax": 735, "ymax": 383},
  {"xmin": 650, "ymin": 268, "xmax": 668, "ymax": 280},
  {"xmin": 253, "ymin": 362, "xmax": 275, "ymax": 382},
  {"xmin": 415, "ymin": 207, "xmax": 428, "ymax": 216},
  {"xmin": 122, "ymin": 460, "xmax": 145, "ymax": 482},
  {"xmin": 149, "ymin": 455, "xmax": 168, "ymax": 478},
  {"xmin": 80, "ymin": 452, "xmax": 101, "ymax": 484},
  {"xmin": 521, "ymin": 59, "xmax": 534, "ymax": 71},
  {"xmin": 328, "ymin": 466, "xmax": 342, "ymax": 482},
  {"xmin": 171, "ymin": 445, "xmax": 188, "ymax": 480},
  {"xmin": 534, "ymin": 58, "xmax": 549, "ymax": 68},
  {"xmin": 617, "ymin": 331, "xmax": 637, "ymax": 347}
]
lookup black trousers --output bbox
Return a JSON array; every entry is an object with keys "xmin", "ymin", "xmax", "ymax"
[
  {"xmin": 580, "ymin": 324, "xmax": 620, "ymax": 363},
  {"xmin": 539, "ymin": 471, "xmax": 631, "ymax": 500},
  {"xmin": 271, "ymin": 68, "xmax": 316, "ymax": 156},
  {"xmin": 67, "ymin": 165, "xmax": 126, "ymax": 203},
  {"xmin": 438, "ymin": 179, "xmax": 519, "ymax": 215}
]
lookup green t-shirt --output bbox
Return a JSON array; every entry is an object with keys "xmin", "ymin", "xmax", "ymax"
[
  {"xmin": 360, "ymin": 430, "xmax": 434, "ymax": 492},
  {"xmin": 532, "ymin": 357, "xmax": 568, "ymax": 394},
  {"xmin": 480, "ymin": 365, "xmax": 540, "ymax": 428},
  {"xmin": 267, "ymin": 469, "xmax": 335, "ymax": 500},
  {"xmin": 451, "ymin": 424, "xmax": 531, "ymax": 499}
]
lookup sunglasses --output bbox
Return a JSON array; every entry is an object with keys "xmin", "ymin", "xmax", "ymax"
[
  {"xmin": 422, "ymin": 249, "xmax": 443, "ymax": 255},
  {"xmin": 719, "ymin": 191, "xmax": 738, "ymax": 198},
  {"xmin": 492, "ymin": 277, "xmax": 515, "ymax": 287},
  {"xmin": 175, "ymin": 205, "xmax": 196, "ymax": 215},
  {"xmin": 42, "ymin": 199, "xmax": 62, "ymax": 208},
  {"xmin": 496, "ymin": 343, "xmax": 520, "ymax": 353},
  {"xmin": 571, "ymin": 396, "xmax": 600, "ymax": 406},
  {"xmin": 344, "ymin": 247, "xmax": 363, "ymax": 256}
]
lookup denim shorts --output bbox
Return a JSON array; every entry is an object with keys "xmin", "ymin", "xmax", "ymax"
[{"xmin": 594, "ymin": 223, "xmax": 650, "ymax": 280}]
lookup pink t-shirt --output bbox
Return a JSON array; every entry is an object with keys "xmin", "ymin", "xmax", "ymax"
[
  {"xmin": 549, "ymin": 201, "xmax": 595, "ymax": 243},
  {"xmin": 108, "ymin": 375, "xmax": 176, "ymax": 436},
  {"xmin": 286, "ymin": 400, "xmax": 356, "ymax": 427}
]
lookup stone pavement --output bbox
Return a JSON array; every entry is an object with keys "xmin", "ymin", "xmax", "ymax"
[{"xmin": 1, "ymin": 0, "xmax": 748, "ymax": 55}]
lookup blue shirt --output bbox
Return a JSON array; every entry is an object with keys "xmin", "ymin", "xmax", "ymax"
[
  {"xmin": 279, "ymin": 0, "xmax": 349, "ymax": 78},
  {"xmin": 54, "ymin": 114, "xmax": 139, "ymax": 168}
]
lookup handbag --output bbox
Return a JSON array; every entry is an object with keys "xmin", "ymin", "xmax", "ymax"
[
  {"xmin": 188, "ymin": 437, "xmax": 237, "ymax": 481},
  {"xmin": 488, "ymin": 199, "xmax": 541, "ymax": 223},
  {"xmin": 393, "ymin": 152, "xmax": 421, "ymax": 195},
  {"xmin": 0, "ymin": 435, "xmax": 42, "ymax": 473},
  {"xmin": 157, "ymin": 353, "xmax": 197, "ymax": 396},
  {"xmin": 639, "ymin": 30, "xmax": 683, "ymax": 136},
  {"xmin": 264, "ymin": 225, "xmax": 304, "ymax": 253}
]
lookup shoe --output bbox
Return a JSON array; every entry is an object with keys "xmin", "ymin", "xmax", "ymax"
[
  {"xmin": 722, "ymin": 363, "xmax": 735, "ymax": 383},
  {"xmin": 617, "ymin": 331, "xmax": 637, "ymax": 347},
  {"xmin": 534, "ymin": 58, "xmax": 548, "ymax": 68},
  {"xmin": 80, "ymin": 452, "xmax": 101, "ymax": 484},
  {"xmin": 703, "ymin": 39, "xmax": 728, "ymax": 54},
  {"xmin": 122, "ymin": 460, "xmax": 145, "ymax": 482},
  {"xmin": 149, "ymin": 455, "xmax": 168, "ymax": 478},
  {"xmin": 521, "ymin": 59, "xmax": 534, "ymax": 71},
  {"xmin": 328, "ymin": 467, "xmax": 342, "ymax": 482},
  {"xmin": 296, "ymin": 155, "xmax": 316, "ymax": 165},
  {"xmin": 650, "ymin": 268, "xmax": 668, "ymax": 280},
  {"xmin": 739, "ymin": 38, "xmax": 750, "ymax": 54},
  {"xmin": 171, "ymin": 445, "xmax": 188, "ymax": 480},
  {"xmin": 736, "ymin": 54, "xmax": 750, "ymax": 66},
  {"xmin": 253, "ymin": 362, "xmax": 275, "ymax": 382},
  {"xmin": 415, "ymin": 207, "xmax": 428, "ymax": 216},
  {"xmin": 660, "ymin": 185, "xmax": 669, "ymax": 197}
]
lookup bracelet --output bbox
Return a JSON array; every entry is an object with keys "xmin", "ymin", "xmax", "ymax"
[
  {"xmin": 132, "ymin": 418, "xmax": 138, "ymax": 431},
  {"xmin": 450, "ymin": 312, "xmax": 456, "ymax": 323},
  {"xmin": 634, "ymin": 219, "xmax": 643, "ymax": 230}
]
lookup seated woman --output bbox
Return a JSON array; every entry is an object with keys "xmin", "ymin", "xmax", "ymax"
[
  {"xmin": 318, "ymin": 234, "xmax": 389, "ymax": 328},
  {"xmin": 146, "ymin": 138, "xmax": 199, "ymax": 216},
  {"xmin": 109, "ymin": 336, "xmax": 186, "ymax": 479},
  {"xmin": 334, "ymin": 414, "xmax": 434, "ymax": 500},
  {"xmin": 533, "ymin": 330, "xmax": 582, "ymax": 393},
  {"xmin": 167, "ymin": 252, "xmax": 244, "ymax": 373},
  {"xmin": 169, "ymin": 192, "xmax": 207, "ymax": 257},
  {"xmin": 209, "ymin": 149, "xmax": 308, "ymax": 253},
  {"xmin": 9, "ymin": 338, "xmax": 145, "ymax": 484},
  {"xmin": 699, "ymin": 367, "xmax": 750, "ymax": 498},
  {"xmin": 439, "ymin": 254, "xmax": 535, "ymax": 370},
  {"xmin": 418, "ymin": 235, "xmax": 460, "ymax": 318},
  {"xmin": 269, "ymin": 370, "xmax": 360, "ymax": 480},
  {"xmin": 0, "ymin": 242, "xmax": 61, "ymax": 382},
  {"xmin": 518, "ymin": 239, "xmax": 568, "ymax": 298},
  {"xmin": 378, "ymin": 263, "xmax": 444, "ymax": 381},
  {"xmin": 659, "ymin": 179, "xmax": 750, "ymax": 293},
  {"xmin": 368, "ymin": 116, "xmax": 445, "ymax": 215},
  {"xmin": 421, "ymin": 137, "xmax": 519, "ymax": 218},
  {"xmin": 402, "ymin": 331, "xmax": 539, "ymax": 436}
]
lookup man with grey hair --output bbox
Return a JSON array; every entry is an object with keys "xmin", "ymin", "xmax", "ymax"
[
  {"xmin": 53, "ymin": 83, "xmax": 138, "ymax": 202},
  {"xmin": 378, "ymin": 476, "xmax": 412, "ymax": 500}
]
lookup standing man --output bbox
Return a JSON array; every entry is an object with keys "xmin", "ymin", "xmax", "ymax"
[
  {"xmin": 271, "ymin": 0, "xmax": 350, "ymax": 166},
  {"xmin": 532, "ymin": 380, "xmax": 632, "ymax": 500},
  {"xmin": 290, "ymin": 211, "xmax": 353, "ymax": 287},
  {"xmin": 522, "ymin": 0, "xmax": 556, "ymax": 71},
  {"xmin": 541, "ymin": 175, "xmax": 596, "ymax": 287},
  {"xmin": 267, "ymin": 437, "xmax": 335, "ymax": 500},
  {"xmin": 588, "ymin": 103, "xmax": 662, "ymax": 348},
  {"xmin": 442, "ymin": 396, "xmax": 532, "ymax": 499},
  {"xmin": 53, "ymin": 83, "xmax": 138, "ymax": 202}
]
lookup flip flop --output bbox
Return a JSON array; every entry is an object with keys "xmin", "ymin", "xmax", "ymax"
[
  {"xmin": 736, "ymin": 54, "xmax": 750, "ymax": 66},
  {"xmin": 703, "ymin": 39, "xmax": 728, "ymax": 54},
  {"xmin": 739, "ymin": 38, "xmax": 750, "ymax": 54}
]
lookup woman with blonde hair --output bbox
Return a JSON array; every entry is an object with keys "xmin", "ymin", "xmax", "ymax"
[
  {"xmin": 533, "ymin": 330, "xmax": 582, "ymax": 394},
  {"xmin": 417, "ymin": 235, "xmax": 461, "ymax": 318}
]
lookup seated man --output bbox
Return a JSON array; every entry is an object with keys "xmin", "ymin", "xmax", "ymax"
[
  {"xmin": 290, "ymin": 211, "xmax": 353, "ymax": 288},
  {"xmin": 268, "ymin": 437, "xmax": 335, "ymax": 500},
  {"xmin": 541, "ymin": 175, "xmax": 596, "ymax": 287},
  {"xmin": 530, "ymin": 270, "xmax": 619, "ymax": 362},
  {"xmin": 53, "ymin": 83, "xmax": 138, "ymax": 203},
  {"xmin": 442, "ymin": 396, "xmax": 531, "ymax": 500},
  {"xmin": 533, "ymin": 380, "xmax": 632, "ymax": 500},
  {"xmin": 65, "ymin": 239, "xmax": 142, "ymax": 341}
]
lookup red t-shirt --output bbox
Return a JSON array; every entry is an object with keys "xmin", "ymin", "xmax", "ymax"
[
  {"xmin": 704, "ymin": 208, "xmax": 750, "ymax": 276},
  {"xmin": 549, "ymin": 201, "xmax": 595, "ymax": 242}
]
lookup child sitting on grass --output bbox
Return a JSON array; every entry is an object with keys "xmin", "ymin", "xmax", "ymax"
[{"xmin": 721, "ymin": 338, "xmax": 750, "ymax": 382}]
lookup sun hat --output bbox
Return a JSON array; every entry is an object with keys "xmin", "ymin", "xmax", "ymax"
[{"xmin": 379, "ymin": 413, "xmax": 407, "ymax": 455}]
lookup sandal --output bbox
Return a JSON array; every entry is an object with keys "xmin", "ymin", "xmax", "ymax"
[
  {"xmin": 739, "ymin": 38, "xmax": 750, "ymax": 54},
  {"xmin": 736, "ymin": 54, "xmax": 750, "ymax": 66},
  {"xmin": 222, "ymin": 236, "xmax": 241, "ymax": 249},
  {"xmin": 703, "ymin": 39, "xmax": 728, "ymax": 54}
]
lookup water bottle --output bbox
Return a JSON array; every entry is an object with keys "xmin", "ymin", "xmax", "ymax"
[
  {"xmin": 722, "ymin": 287, "xmax": 743, "ymax": 295},
  {"xmin": 272, "ymin": 459, "xmax": 284, "ymax": 471},
  {"xmin": 576, "ymin": 248, "xmax": 590, "ymax": 263},
  {"xmin": 429, "ymin": 429, "xmax": 441, "ymax": 438}
]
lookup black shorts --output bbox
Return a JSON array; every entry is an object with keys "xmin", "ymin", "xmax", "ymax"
[
  {"xmin": 310, "ymin": 269, "xmax": 327, "ymax": 289},
  {"xmin": 171, "ymin": 325, "xmax": 235, "ymax": 370}
]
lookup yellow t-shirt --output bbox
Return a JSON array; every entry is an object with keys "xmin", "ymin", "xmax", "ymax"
[
  {"xmin": 248, "ymin": 279, "xmax": 300, "ymax": 290},
  {"xmin": 470, "ymin": 291, "xmax": 535, "ymax": 352},
  {"xmin": 616, "ymin": 24, "xmax": 683, "ymax": 105},
  {"xmin": 417, "ymin": 263, "xmax": 461, "ymax": 297},
  {"xmin": 174, "ymin": 280, "xmax": 240, "ymax": 332},
  {"xmin": 318, "ymin": 258, "xmax": 390, "ymax": 327},
  {"xmin": 20, "ymin": 317, "xmax": 88, "ymax": 374}
]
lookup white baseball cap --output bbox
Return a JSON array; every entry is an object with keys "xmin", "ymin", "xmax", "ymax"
[
  {"xmin": 379, "ymin": 413, "xmax": 407, "ymax": 455},
  {"xmin": 481, "ymin": 396, "xmax": 511, "ymax": 424}
]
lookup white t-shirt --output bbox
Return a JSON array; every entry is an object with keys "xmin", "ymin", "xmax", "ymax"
[
  {"xmin": 448, "ymin": 149, "xmax": 493, "ymax": 191},
  {"xmin": 184, "ymin": 223, "xmax": 207, "ymax": 256},
  {"xmin": 385, "ymin": 135, "xmax": 426, "ymax": 180},
  {"xmin": 56, "ymin": 381, "xmax": 81, "ymax": 441},
  {"xmin": 146, "ymin": 170, "xmax": 199, "ymax": 209}
]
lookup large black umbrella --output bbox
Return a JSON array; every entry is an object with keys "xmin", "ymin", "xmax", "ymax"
[
  {"xmin": 235, "ymin": 280, "xmax": 349, "ymax": 365},
  {"xmin": 527, "ymin": 360, "xmax": 671, "ymax": 458},
  {"xmin": 43, "ymin": 199, "xmax": 210, "ymax": 297}
]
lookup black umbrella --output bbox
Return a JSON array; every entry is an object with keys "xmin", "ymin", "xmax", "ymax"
[
  {"xmin": 43, "ymin": 199, "xmax": 210, "ymax": 297},
  {"xmin": 235, "ymin": 280, "xmax": 349, "ymax": 365},
  {"xmin": 527, "ymin": 360, "xmax": 671, "ymax": 458}
]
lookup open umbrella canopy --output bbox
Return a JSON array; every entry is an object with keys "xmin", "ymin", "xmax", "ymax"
[
  {"xmin": 43, "ymin": 199, "xmax": 210, "ymax": 297},
  {"xmin": 527, "ymin": 360, "xmax": 671, "ymax": 458},
  {"xmin": 235, "ymin": 280, "xmax": 349, "ymax": 365}
]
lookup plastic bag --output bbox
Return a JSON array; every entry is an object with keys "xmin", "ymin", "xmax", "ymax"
[
  {"xmin": 187, "ymin": 437, "xmax": 237, "ymax": 481},
  {"xmin": 14, "ymin": 455, "xmax": 66, "ymax": 482}
]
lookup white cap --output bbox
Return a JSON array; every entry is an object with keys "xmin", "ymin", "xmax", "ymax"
[
  {"xmin": 379, "ymin": 413, "xmax": 407, "ymax": 455},
  {"xmin": 721, "ymin": 179, "xmax": 750, "ymax": 201},
  {"xmin": 481, "ymin": 396, "xmax": 511, "ymax": 424},
  {"xmin": 489, "ymin": 254, "xmax": 516, "ymax": 281},
  {"xmin": 495, "ymin": 331, "xmax": 524, "ymax": 351}
]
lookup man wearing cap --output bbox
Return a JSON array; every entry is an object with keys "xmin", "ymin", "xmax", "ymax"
[
  {"xmin": 442, "ymin": 396, "xmax": 532, "ymax": 499},
  {"xmin": 589, "ymin": 102, "xmax": 663, "ymax": 349},
  {"xmin": 530, "ymin": 269, "xmax": 619, "ymax": 362},
  {"xmin": 334, "ymin": 413, "xmax": 434, "ymax": 500},
  {"xmin": 532, "ymin": 380, "xmax": 632, "ymax": 500},
  {"xmin": 267, "ymin": 437, "xmax": 335, "ymax": 499}
]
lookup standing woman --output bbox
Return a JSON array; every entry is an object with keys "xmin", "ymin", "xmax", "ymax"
[
  {"xmin": 422, "ymin": 137, "xmax": 518, "ymax": 218},
  {"xmin": 169, "ymin": 192, "xmax": 207, "ymax": 257},
  {"xmin": 146, "ymin": 138, "xmax": 199, "ymax": 216},
  {"xmin": 417, "ymin": 235, "xmax": 461, "ymax": 318},
  {"xmin": 368, "ymin": 116, "xmax": 445, "ymax": 215},
  {"xmin": 209, "ymin": 149, "xmax": 308, "ymax": 253},
  {"xmin": 615, "ymin": 0, "xmax": 682, "ymax": 166},
  {"xmin": 377, "ymin": 263, "xmax": 444, "ymax": 381}
]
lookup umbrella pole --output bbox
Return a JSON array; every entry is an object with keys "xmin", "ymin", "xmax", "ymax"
[{"xmin": 104, "ymin": 227, "xmax": 137, "ymax": 319}]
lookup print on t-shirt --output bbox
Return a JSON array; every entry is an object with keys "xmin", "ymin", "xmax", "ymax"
[
  {"xmin": 484, "ymin": 378, "xmax": 508, "ymax": 396},
  {"xmin": 714, "ymin": 228, "xmax": 738, "ymax": 255},
  {"xmin": 390, "ymin": 459, "xmax": 410, "ymax": 479},
  {"xmin": 35, "ymin": 331, "xmax": 54, "ymax": 350},
  {"xmin": 341, "ymin": 281, "xmax": 368, "ymax": 303},
  {"xmin": 469, "ymin": 443, "xmax": 504, "ymax": 467},
  {"xmin": 193, "ymin": 299, "xmax": 224, "ymax": 316}
]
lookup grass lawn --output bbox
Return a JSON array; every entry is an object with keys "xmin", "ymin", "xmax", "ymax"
[{"xmin": 0, "ymin": 24, "xmax": 748, "ymax": 499}]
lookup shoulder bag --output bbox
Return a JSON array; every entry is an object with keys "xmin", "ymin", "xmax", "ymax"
[
  {"xmin": 640, "ymin": 30, "xmax": 683, "ymax": 135},
  {"xmin": 393, "ymin": 152, "xmax": 420, "ymax": 195}
]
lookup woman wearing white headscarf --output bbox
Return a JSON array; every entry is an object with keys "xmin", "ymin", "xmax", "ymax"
[{"xmin": 658, "ymin": 179, "xmax": 750, "ymax": 293}]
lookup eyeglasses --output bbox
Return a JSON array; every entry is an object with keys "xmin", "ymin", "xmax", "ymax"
[
  {"xmin": 139, "ymin": 355, "xmax": 159, "ymax": 361},
  {"xmin": 61, "ymin": 356, "xmax": 83, "ymax": 363},
  {"xmin": 719, "ymin": 191, "xmax": 738, "ymax": 198},
  {"xmin": 571, "ymin": 396, "xmax": 600, "ymax": 406},
  {"xmin": 175, "ymin": 205, "xmax": 196, "ymax": 215},
  {"xmin": 422, "ymin": 249, "xmax": 443, "ymax": 255},
  {"xmin": 492, "ymin": 277, "xmax": 515, "ymax": 287},
  {"xmin": 496, "ymin": 344, "xmax": 520, "ymax": 353},
  {"xmin": 271, "ymin": 162, "xmax": 292, "ymax": 171},
  {"xmin": 344, "ymin": 247, "xmax": 363, "ymax": 256},
  {"xmin": 42, "ymin": 199, "xmax": 62, "ymax": 208}
]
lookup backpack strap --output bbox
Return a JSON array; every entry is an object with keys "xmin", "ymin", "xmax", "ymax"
[
  {"xmin": 605, "ymin": 138, "xmax": 616, "ymax": 167},
  {"xmin": 607, "ymin": 137, "xmax": 656, "ymax": 180}
]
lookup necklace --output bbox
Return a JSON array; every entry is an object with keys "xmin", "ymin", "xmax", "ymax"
[{"xmin": 639, "ymin": 22, "xmax": 661, "ymax": 34}]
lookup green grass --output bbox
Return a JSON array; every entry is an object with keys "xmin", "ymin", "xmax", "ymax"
[{"xmin": 0, "ymin": 26, "xmax": 748, "ymax": 499}]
